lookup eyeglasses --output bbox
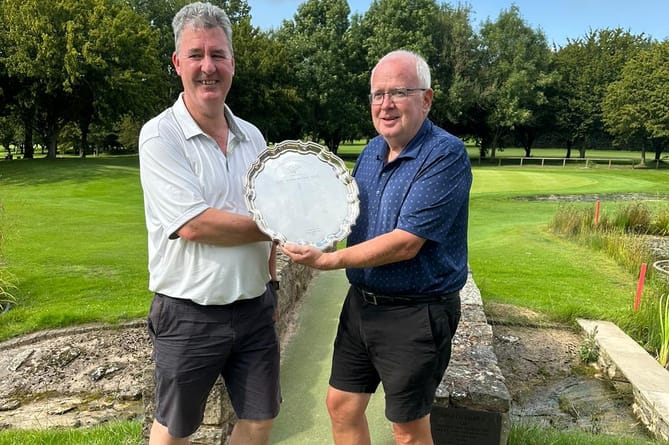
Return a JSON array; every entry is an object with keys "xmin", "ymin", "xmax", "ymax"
[{"xmin": 368, "ymin": 88, "xmax": 427, "ymax": 105}]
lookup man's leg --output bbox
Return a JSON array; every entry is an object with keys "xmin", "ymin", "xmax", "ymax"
[
  {"xmin": 149, "ymin": 419, "xmax": 189, "ymax": 445},
  {"xmin": 225, "ymin": 292, "xmax": 280, "ymax": 445},
  {"xmin": 229, "ymin": 419, "xmax": 274, "ymax": 445},
  {"xmin": 391, "ymin": 414, "xmax": 433, "ymax": 445},
  {"xmin": 326, "ymin": 386, "xmax": 372, "ymax": 445}
]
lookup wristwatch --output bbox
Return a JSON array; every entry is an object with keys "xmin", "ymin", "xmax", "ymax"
[{"xmin": 270, "ymin": 280, "xmax": 280, "ymax": 291}]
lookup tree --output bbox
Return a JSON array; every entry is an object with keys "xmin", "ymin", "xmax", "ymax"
[
  {"xmin": 477, "ymin": 6, "xmax": 555, "ymax": 159},
  {"xmin": 277, "ymin": 0, "xmax": 360, "ymax": 152},
  {"xmin": 356, "ymin": 0, "xmax": 440, "ymax": 65},
  {"xmin": 130, "ymin": 0, "xmax": 280, "ymax": 144},
  {"xmin": 116, "ymin": 115, "xmax": 143, "ymax": 152},
  {"xmin": 1, "ymin": 0, "xmax": 61, "ymax": 158},
  {"xmin": 226, "ymin": 16, "xmax": 301, "ymax": 143},
  {"xmin": 131, "ymin": 0, "xmax": 309, "ymax": 145},
  {"xmin": 126, "ymin": 0, "xmax": 188, "ymax": 111},
  {"xmin": 429, "ymin": 3, "xmax": 483, "ymax": 139},
  {"xmin": 1, "ymin": 0, "xmax": 162, "ymax": 158},
  {"xmin": 551, "ymin": 43, "xmax": 587, "ymax": 158},
  {"xmin": 66, "ymin": 0, "xmax": 163, "ymax": 157},
  {"xmin": 553, "ymin": 29, "xmax": 651, "ymax": 158},
  {"xmin": 0, "ymin": 116, "xmax": 19, "ymax": 158},
  {"xmin": 602, "ymin": 40, "xmax": 669, "ymax": 163},
  {"xmin": 0, "ymin": 37, "xmax": 29, "ymax": 158},
  {"xmin": 351, "ymin": 0, "xmax": 443, "ymax": 140}
]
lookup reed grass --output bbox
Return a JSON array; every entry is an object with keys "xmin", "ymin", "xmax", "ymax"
[
  {"xmin": 658, "ymin": 293, "xmax": 669, "ymax": 368},
  {"xmin": 549, "ymin": 202, "xmax": 669, "ymax": 355}
]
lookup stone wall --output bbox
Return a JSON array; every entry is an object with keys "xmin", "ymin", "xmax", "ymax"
[
  {"xmin": 431, "ymin": 271, "xmax": 512, "ymax": 445},
  {"xmin": 141, "ymin": 254, "xmax": 314, "ymax": 444}
]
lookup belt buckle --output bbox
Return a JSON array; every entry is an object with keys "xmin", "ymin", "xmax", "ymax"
[{"xmin": 362, "ymin": 289, "xmax": 378, "ymax": 305}]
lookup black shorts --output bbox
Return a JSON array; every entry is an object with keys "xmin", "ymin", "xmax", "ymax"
[
  {"xmin": 147, "ymin": 286, "xmax": 281, "ymax": 438},
  {"xmin": 329, "ymin": 286, "xmax": 460, "ymax": 423}
]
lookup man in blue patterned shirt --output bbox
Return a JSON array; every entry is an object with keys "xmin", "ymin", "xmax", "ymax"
[{"xmin": 281, "ymin": 49, "xmax": 472, "ymax": 445}]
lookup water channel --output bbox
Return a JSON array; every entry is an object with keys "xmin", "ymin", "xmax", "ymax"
[{"xmin": 513, "ymin": 375, "xmax": 651, "ymax": 438}]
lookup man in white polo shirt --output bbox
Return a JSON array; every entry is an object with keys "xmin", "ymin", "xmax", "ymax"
[{"xmin": 138, "ymin": 3, "xmax": 280, "ymax": 445}]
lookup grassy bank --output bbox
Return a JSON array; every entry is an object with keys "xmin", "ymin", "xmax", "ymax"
[
  {"xmin": 468, "ymin": 168, "xmax": 667, "ymax": 324},
  {"xmin": 0, "ymin": 156, "xmax": 150, "ymax": 341},
  {"xmin": 0, "ymin": 151, "xmax": 668, "ymax": 444},
  {"xmin": 3, "ymin": 156, "xmax": 666, "ymax": 340}
]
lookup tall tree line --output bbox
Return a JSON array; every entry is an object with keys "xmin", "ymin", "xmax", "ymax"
[{"xmin": 0, "ymin": 0, "xmax": 666, "ymax": 160}]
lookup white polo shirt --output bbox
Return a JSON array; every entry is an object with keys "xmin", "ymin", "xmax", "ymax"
[{"xmin": 139, "ymin": 94, "xmax": 270, "ymax": 305}]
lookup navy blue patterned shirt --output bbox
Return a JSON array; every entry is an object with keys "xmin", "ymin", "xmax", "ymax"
[{"xmin": 345, "ymin": 119, "xmax": 472, "ymax": 296}]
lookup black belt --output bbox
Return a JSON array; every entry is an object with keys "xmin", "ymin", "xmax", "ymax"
[{"xmin": 355, "ymin": 287, "xmax": 458, "ymax": 306}]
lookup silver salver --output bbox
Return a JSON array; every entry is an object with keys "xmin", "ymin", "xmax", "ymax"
[{"xmin": 244, "ymin": 140, "xmax": 359, "ymax": 249}]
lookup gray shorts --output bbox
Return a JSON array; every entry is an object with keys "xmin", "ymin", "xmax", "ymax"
[{"xmin": 148, "ymin": 286, "xmax": 281, "ymax": 438}]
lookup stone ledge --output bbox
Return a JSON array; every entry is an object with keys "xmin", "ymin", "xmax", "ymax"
[
  {"xmin": 577, "ymin": 318, "xmax": 669, "ymax": 441},
  {"xmin": 432, "ymin": 272, "xmax": 512, "ymax": 445}
]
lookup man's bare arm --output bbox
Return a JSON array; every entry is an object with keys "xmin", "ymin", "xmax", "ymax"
[
  {"xmin": 174, "ymin": 208, "xmax": 270, "ymax": 246},
  {"xmin": 280, "ymin": 229, "xmax": 425, "ymax": 270}
]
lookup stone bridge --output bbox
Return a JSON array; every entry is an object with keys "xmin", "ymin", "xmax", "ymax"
[{"xmin": 142, "ymin": 255, "xmax": 511, "ymax": 444}]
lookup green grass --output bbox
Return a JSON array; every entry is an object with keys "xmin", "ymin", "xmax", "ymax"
[
  {"xmin": 468, "ymin": 168, "xmax": 668, "ymax": 328},
  {"xmin": 1, "ymin": 149, "xmax": 668, "ymax": 444},
  {"xmin": 0, "ymin": 156, "xmax": 151, "ymax": 341},
  {"xmin": 509, "ymin": 424, "xmax": 664, "ymax": 445},
  {"xmin": 0, "ymin": 420, "xmax": 141, "ymax": 445}
]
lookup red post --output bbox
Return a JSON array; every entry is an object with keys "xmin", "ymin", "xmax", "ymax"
[
  {"xmin": 594, "ymin": 200, "xmax": 601, "ymax": 225},
  {"xmin": 634, "ymin": 263, "xmax": 647, "ymax": 311}
]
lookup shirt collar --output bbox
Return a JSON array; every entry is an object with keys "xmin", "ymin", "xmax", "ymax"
[
  {"xmin": 373, "ymin": 119, "xmax": 431, "ymax": 163},
  {"xmin": 173, "ymin": 93, "xmax": 249, "ymax": 142},
  {"xmin": 396, "ymin": 119, "xmax": 431, "ymax": 160}
]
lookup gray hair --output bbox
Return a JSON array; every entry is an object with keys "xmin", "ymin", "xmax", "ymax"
[
  {"xmin": 371, "ymin": 50, "xmax": 431, "ymax": 89},
  {"xmin": 172, "ymin": 2, "xmax": 234, "ymax": 55}
]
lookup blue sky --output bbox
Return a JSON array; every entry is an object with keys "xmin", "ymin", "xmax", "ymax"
[{"xmin": 245, "ymin": 0, "xmax": 669, "ymax": 47}]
